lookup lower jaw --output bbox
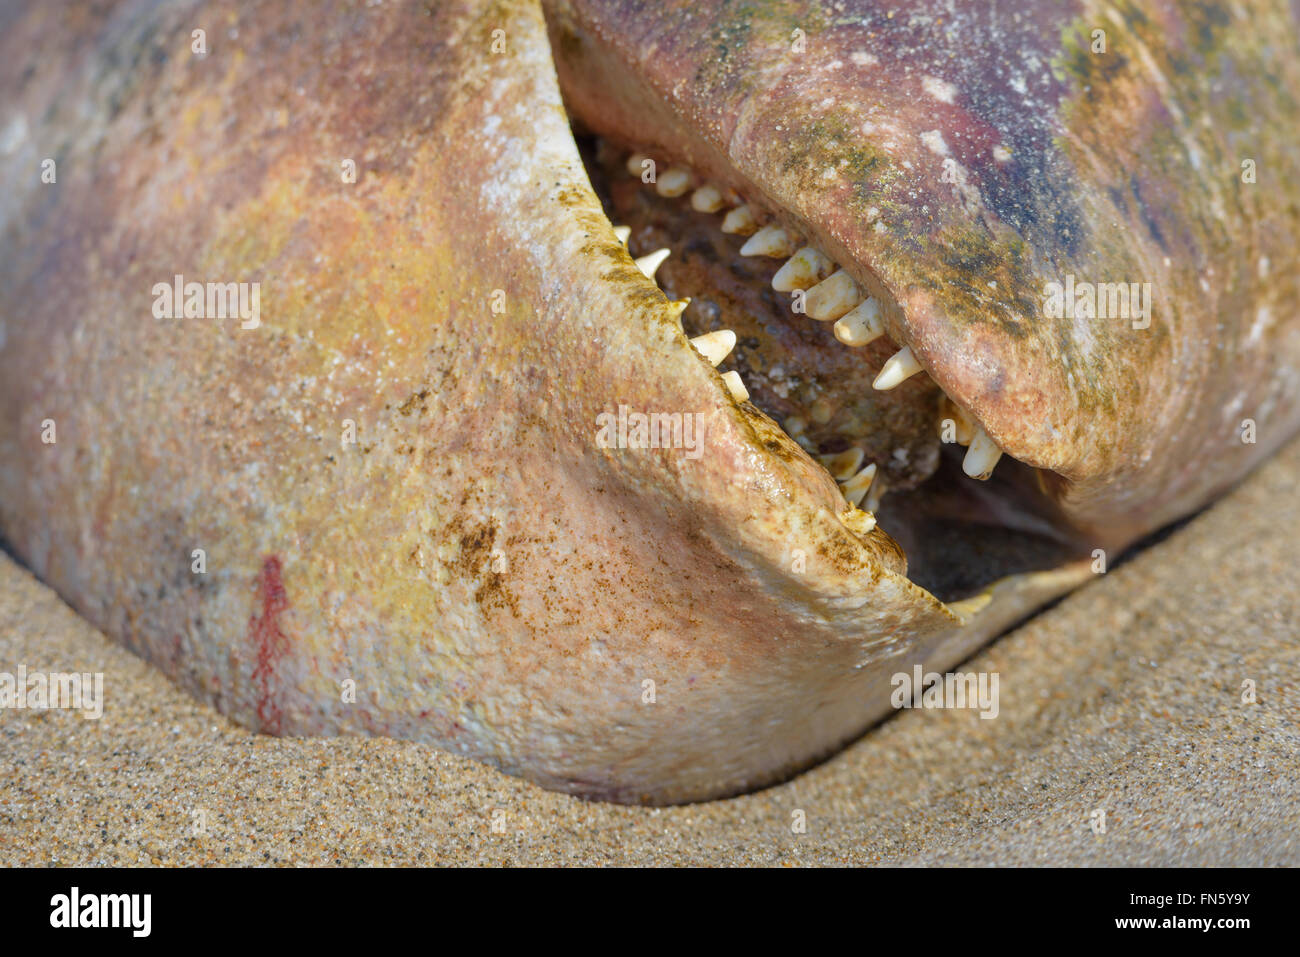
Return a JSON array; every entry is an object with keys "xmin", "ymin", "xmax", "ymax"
[{"xmin": 578, "ymin": 134, "xmax": 1090, "ymax": 602}]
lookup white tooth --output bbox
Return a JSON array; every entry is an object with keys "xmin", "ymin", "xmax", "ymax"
[
  {"xmin": 783, "ymin": 415, "xmax": 808, "ymax": 437},
  {"xmin": 626, "ymin": 153, "xmax": 651, "ymax": 177},
  {"xmin": 818, "ymin": 446, "xmax": 864, "ymax": 481},
  {"xmin": 804, "ymin": 270, "xmax": 862, "ymax": 321},
  {"xmin": 656, "ymin": 167, "xmax": 692, "ymax": 197},
  {"xmin": 962, "ymin": 426, "xmax": 1003, "ymax": 480},
  {"xmin": 721, "ymin": 370, "xmax": 749, "ymax": 402},
  {"xmin": 771, "ymin": 247, "xmax": 834, "ymax": 292},
  {"xmin": 690, "ymin": 185, "xmax": 725, "ymax": 213},
  {"xmin": 690, "ymin": 329, "xmax": 736, "ymax": 367},
  {"xmin": 864, "ymin": 476, "xmax": 887, "ymax": 513},
  {"xmin": 833, "ymin": 297, "xmax": 885, "ymax": 347},
  {"xmin": 956, "ymin": 412, "xmax": 977, "ymax": 446},
  {"xmin": 873, "ymin": 346, "xmax": 923, "ymax": 390},
  {"xmin": 720, "ymin": 204, "xmax": 759, "ymax": 235},
  {"xmin": 613, "ymin": 225, "xmax": 631, "ymax": 244},
  {"xmin": 939, "ymin": 397, "xmax": 977, "ymax": 445},
  {"xmin": 839, "ymin": 463, "xmax": 878, "ymax": 507},
  {"xmin": 740, "ymin": 225, "xmax": 797, "ymax": 258},
  {"xmin": 795, "ymin": 434, "xmax": 818, "ymax": 453},
  {"xmin": 634, "ymin": 248, "xmax": 671, "ymax": 279}
]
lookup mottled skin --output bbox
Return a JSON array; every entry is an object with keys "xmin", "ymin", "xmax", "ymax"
[{"xmin": 0, "ymin": 0, "xmax": 1294, "ymax": 803}]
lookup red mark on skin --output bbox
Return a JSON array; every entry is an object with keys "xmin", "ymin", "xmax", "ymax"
[{"xmin": 248, "ymin": 556, "xmax": 289, "ymax": 733}]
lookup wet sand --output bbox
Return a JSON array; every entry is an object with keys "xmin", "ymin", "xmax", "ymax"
[{"xmin": 2, "ymin": 439, "xmax": 1297, "ymax": 866}]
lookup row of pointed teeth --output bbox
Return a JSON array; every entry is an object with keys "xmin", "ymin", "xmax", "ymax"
[
  {"xmin": 938, "ymin": 398, "xmax": 1003, "ymax": 480},
  {"xmin": 618, "ymin": 151, "xmax": 1004, "ymax": 494},
  {"xmin": 727, "ymin": 212, "xmax": 1005, "ymax": 483},
  {"xmin": 817, "ymin": 447, "xmax": 885, "ymax": 514},
  {"xmin": 688, "ymin": 320, "xmax": 746, "ymax": 401},
  {"xmin": 743, "ymin": 236, "xmax": 925, "ymax": 391},
  {"xmin": 783, "ymin": 419, "xmax": 879, "ymax": 515},
  {"xmin": 612, "ymin": 223, "xmax": 748, "ymax": 402}
]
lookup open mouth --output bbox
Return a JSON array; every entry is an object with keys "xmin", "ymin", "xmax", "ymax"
[
  {"xmin": 576, "ymin": 135, "xmax": 1087, "ymax": 603},
  {"xmin": 5, "ymin": 0, "xmax": 1288, "ymax": 807}
]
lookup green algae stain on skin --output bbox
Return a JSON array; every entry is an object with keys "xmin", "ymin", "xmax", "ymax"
[
  {"xmin": 1047, "ymin": 0, "xmax": 1300, "ymax": 374},
  {"xmin": 909, "ymin": 223, "xmax": 1045, "ymax": 345},
  {"xmin": 780, "ymin": 114, "xmax": 898, "ymax": 191},
  {"xmin": 926, "ymin": 230, "xmax": 1040, "ymax": 337},
  {"xmin": 694, "ymin": 0, "xmax": 830, "ymax": 91},
  {"xmin": 1052, "ymin": 13, "xmax": 1131, "ymax": 92},
  {"xmin": 892, "ymin": 1, "xmax": 1265, "ymax": 411},
  {"xmin": 704, "ymin": 8, "xmax": 751, "ymax": 77},
  {"xmin": 1051, "ymin": 0, "xmax": 1279, "ymax": 215}
]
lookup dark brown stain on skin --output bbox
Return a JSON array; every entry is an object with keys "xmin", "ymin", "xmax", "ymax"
[
  {"xmin": 442, "ymin": 511, "xmax": 521, "ymax": 616},
  {"xmin": 453, "ymin": 520, "xmax": 499, "ymax": 578},
  {"xmin": 397, "ymin": 389, "xmax": 431, "ymax": 416},
  {"xmin": 474, "ymin": 572, "xmax": 520, "ymax": 617}
]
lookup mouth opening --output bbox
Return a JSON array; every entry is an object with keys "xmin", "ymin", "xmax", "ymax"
[{"xmin": 575, "ymin": 134, "xmax": 1088, "ymax": 604}]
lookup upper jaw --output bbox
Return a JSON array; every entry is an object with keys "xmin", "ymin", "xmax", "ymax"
[
  {"xmin": 545, "ymin": 0, "xmax": 1297, "ymax": 552},
  {"xmin": 544, "ymin": 2, "xmax": 1044, "ymax": 501}
]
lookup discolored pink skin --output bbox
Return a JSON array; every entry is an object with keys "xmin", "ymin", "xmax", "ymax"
[
  {"xmin": 548, "ymin": 0, "xmax": 1300, "ymax": 545},
  {"xmin": 0, "ymin": 0, "xmax": 1292, "ymax": 804}
]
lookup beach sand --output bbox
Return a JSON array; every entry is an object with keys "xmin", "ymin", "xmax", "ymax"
[{"xmin": 2, "ymin": 439, "xmax": 1297, "ymax": 866}]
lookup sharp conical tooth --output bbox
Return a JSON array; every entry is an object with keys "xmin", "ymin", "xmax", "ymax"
[
  {"xmin": 938, "ymin": 395, "xmax": 976, "ymax": 445},
  {"xmin": 626, "ymin": 153, "xmax": 651, "ymax": 177},
  {"xmin": 690, "ymin": 329, "xmax": 736, "ymax": 366},
  {"xmin": 613, "ymin": 225, "xmax": 631, "ymax": 244},
  {"xmin": 962, "ymin": 426, "xmax": 1003, "ymax": 480},
  {"xmin": 720, "ymin": 204, "xmax": 758, "ymax": 235},
  {"xmin": 818, "ymin": 446, "xmax": 865, "ymax": 481},
  {"xmin": 839, "ymin": 463, "xmax": 878, "ymax": 507},
  {"xmin": 656, "ymin": 167, "xmax": 692, "ymax": 197},
  {"xmin": 833, "ymin": 297, "xmax": 885, "ymax": 347},
  {"xmin": 721, "ymin": 370, "xmax": 749, "ymax": 402},
  {"xmin": 864, "ymin": 475, "xmax": 887, "ymax": 513},
  {"xmin": 873, "ymin": 346, "xmax": 923, "ymax": 390},
  {"xmin": 666, "ymin": 298, "xmax": 690, "ymax": 322},
  {"xmin": 690, "ymin": 185, "xmax": 725, "ymax": 213},
  {"xmin": 772, "ymin": 247, "xmax": 834, "ymax": 292},
  {"xmin": 805, "ymin": 270, "xmax": 862, "ymax": 321},
  {"xmin": 740, "ymin": 225, "xmax": 797, "ymax": 258},
  {"xmin": 634, "ymin": 248, "xmax": 671, "ymax": 279}
]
